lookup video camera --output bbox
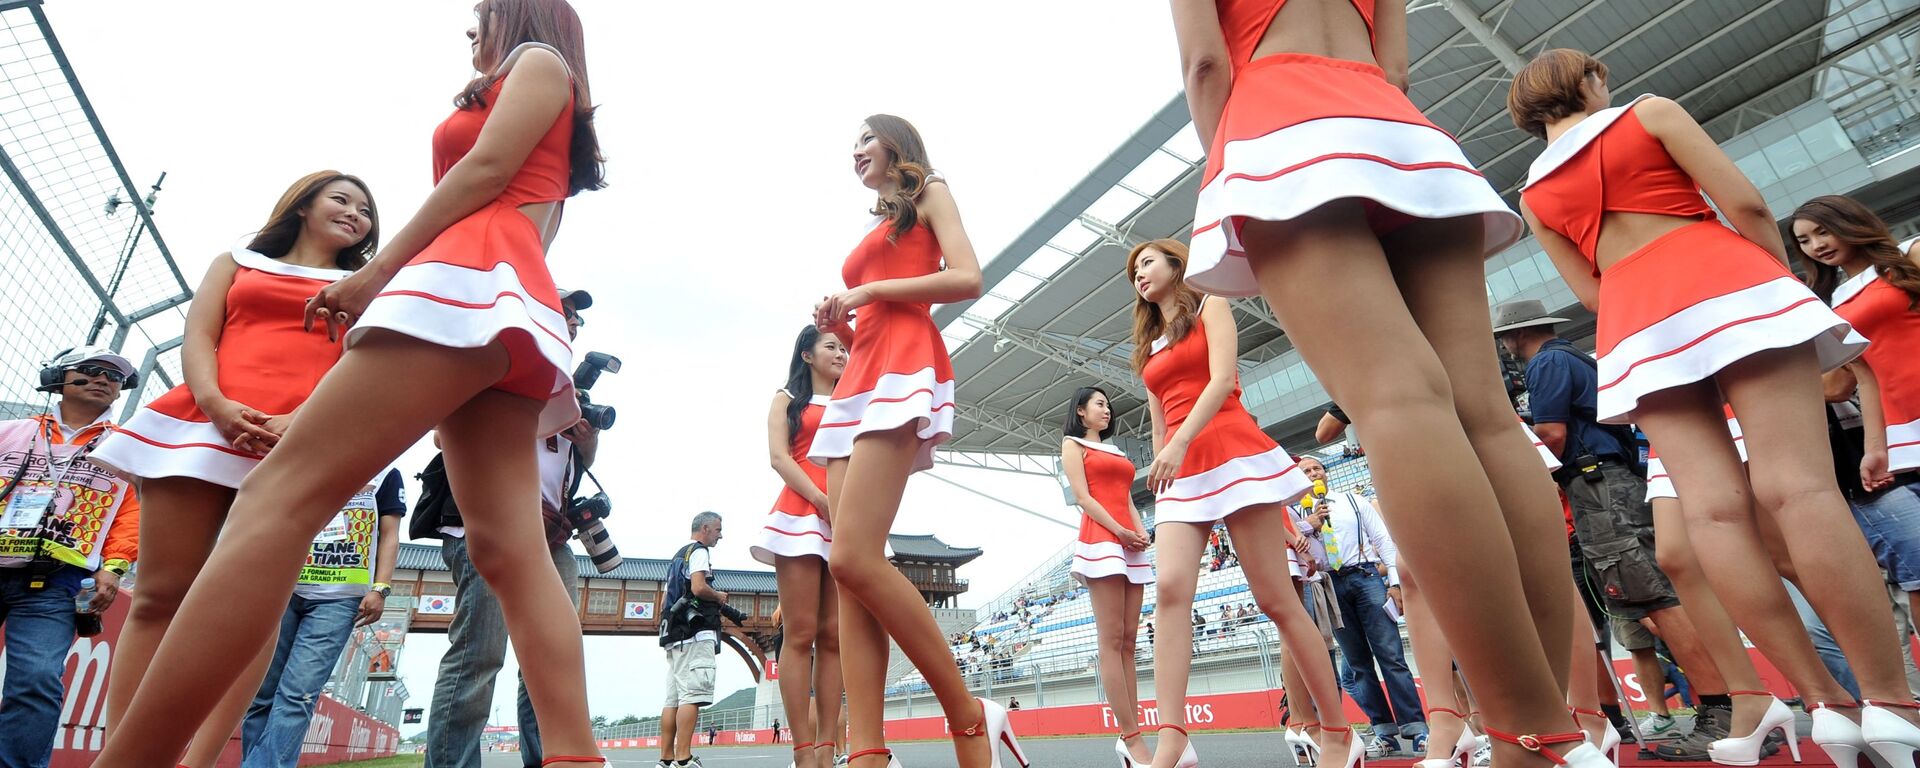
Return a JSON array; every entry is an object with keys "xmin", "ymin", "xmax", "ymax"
[{"xmin": 572, "ymin": 352, "xmax": 621, "ymax": 431}]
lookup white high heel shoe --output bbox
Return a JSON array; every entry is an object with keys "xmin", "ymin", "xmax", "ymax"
[
  {"xmin": 1157, "ymin": 724, "xmax": 1200, "ymax": 768},
  {"xmin": 1484, "ymin": 727, "xmax": 1613, "ymax": 768},
  {"xmin": 1863, "ymin": 699, "xmax": 1920, "ymax": 768},
  {"xmin": 1287, "ymin": 726, "xmax": 1317, "ymax": 767},
  {"xmin": 1323, "ymin": 724, "xmax": 1365, "ymax": 768},
  {"xmin": 1811, "ymin": 703, "xmax": 1871, "ymax": 768},
  {"xmin": 956, "ymin": 698, "xmax": 1029, "ymax": 768},
  {"xmin": 1708, "ymin": 692, "xmax": 1801, "ymax": 765},
  {"xmin": 1115, "ymin": 729, "xmax": 1148, "ymax": 768},
  {"xmin": 1572, "ymin": 707, "xmax": 1621, "ymax": 765},
  {"xmin": 1417, "ymin": 708, "xmax": 1479, "ymax": 768}
]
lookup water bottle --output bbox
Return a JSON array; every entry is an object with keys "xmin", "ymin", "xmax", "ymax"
[{"xmin": 74, "ymin": 577, "xmax": 102, "ymax": 637}]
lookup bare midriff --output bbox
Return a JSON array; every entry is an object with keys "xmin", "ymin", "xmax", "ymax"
[{"xmin": 1250, "ymin": 0, "xmax": 1376, "ymax": 65}]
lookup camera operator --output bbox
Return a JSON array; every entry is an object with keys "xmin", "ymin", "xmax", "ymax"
[
  {"xmin": 419, "ymin": 289, "xmax": 599, "ymax": 768},
  {"xmin": 0, "ymin": 346, "xmax": 141, "ymax": 768},
  {"xmin": 658, "ymin": 512, "xmax": 745, "ymax": 768}
]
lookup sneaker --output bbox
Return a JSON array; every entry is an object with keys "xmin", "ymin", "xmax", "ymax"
[
  {"xmin": 683, "ymin": 758, "xmax": 705, "ymax": 768},
  {"xmin": 1411, "ymin": 733, "xmax": 1429, "ymax": 756},
  {"xmin": 1638, "ymin": 712, "xmax": 1681, "ymax": 742},
  {"xmin": 1365, "ymin": 732, "xmax": 1402, "ymax": 758},
  {"xmin": 834, "ymin": 755, "xmax": 850, "ymax": 768},
  {"xmin": 1470, "ymin": 737, "xmax": 1492, "ymax": 767}
]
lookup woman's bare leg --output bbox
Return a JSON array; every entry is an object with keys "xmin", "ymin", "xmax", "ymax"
[
  {"xmin": 1226, "ymin": 504, "xmax": 1349, "ymax": 757},
  {"xmin": 1403, "ymin": 562, "xmax": 1469, "ymax": 757},
  {"xmin": 825, "ymin": 426, "xmax": 988, "ymax": 767},
  {"xmin": 1089, "ymin": 575, "xmax": 1150, "ymax": 762},
  {"xmin": 1720, "ymin": 345, "xmax": 1915, "ymax": 715},
  {"xmin": 181, "ymin": 635, "xmax": 277, "ymax": 768},
  {"xmin": 776, "ymin": 555, "xmax": 827, "ymax": 768},
  {"xmin": 1148, "ymin": 522, "xmax": 1206, "ymax": 768},
  {"xmin": 93, "ymin": 333, "xmax": 503, "ymax": 767},
  {"xmin": 1242, "ymin": 206, "xmax": 1571, "ymax": 765},
  {"xmin": 1383, "ymin": 214, "xmax": 1574, "ymax": 691},
  {"xmin": 105, "ymin": 477, "xmax": 234, "ymax": 728},
  {"xmin": 440, "ymin": 388, "xmax": 597, "ymax": 758},
  {"xmin": 1650, "ymin": 497, "xmax": 1768, "ymax": 734},
  {"xmin": 812, "ymin": 569, "xmax": 844, "ymax": 767},
  {"xmin": 1637, "ymin": 379, "xmax": 1852, "ymax": 707}
]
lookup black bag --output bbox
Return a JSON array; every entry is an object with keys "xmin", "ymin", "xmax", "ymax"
[{"xmin": 408, "ymin": 452, "xmax": 462, "ymax": 541}]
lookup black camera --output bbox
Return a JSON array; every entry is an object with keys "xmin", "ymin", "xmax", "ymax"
[
  {"xmin": 572, "ymin": 352, "xmax": 621, "ymax": 431},
  {"xmin": 566, "ymin": 492, "xmax": 620, "ymax": 573},
  {"xmin": 719, "ymin": 602, "xmax": 749, "ymax": 626}
]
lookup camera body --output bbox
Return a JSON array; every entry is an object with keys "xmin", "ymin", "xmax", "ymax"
[{"xmin": 572, "ymin": 351, "xmax": 621, "ymax": 431}]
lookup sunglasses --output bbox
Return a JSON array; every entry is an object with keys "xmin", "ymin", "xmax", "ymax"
[{"xmin": 69, "ymin": 364, "xmax": 127, "ymax": 384}]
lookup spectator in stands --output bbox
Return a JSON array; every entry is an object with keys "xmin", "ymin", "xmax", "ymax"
[
  {"xmin": 0, "ymin": 346, "xmax": 140, "ymax": 768},
  {"xmin": 1297, "ymin": 457, "xmax": 1425, "ymax": 755},
  {"xmin": 1008, "ymin": 698, "xmax": 1020, "ymax": 711},
  {"xmin": 417, "ymin": 289, "xmax": 597, "ymax": 768},
  {"xmin": 239, "ymin": 469, "xmax": 405, "ymax": 768}
]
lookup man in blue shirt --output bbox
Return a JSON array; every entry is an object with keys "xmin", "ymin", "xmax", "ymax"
[{"xmin": 1495, "ymin": 300, "xmax": 1735, "ymax": 756}]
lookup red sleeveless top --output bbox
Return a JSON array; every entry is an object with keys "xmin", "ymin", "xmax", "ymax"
[
  {"xmin": 1216, "ymin": 0, "xmax": 1376, "ymax": 66},
  {"xmin": 1521, "ymin": 103, "xmax": 1715, "ymax": 269}
]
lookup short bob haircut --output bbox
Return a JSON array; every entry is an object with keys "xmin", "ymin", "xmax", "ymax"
[
  {"xmin": 1062, "ymin": 386, "xmax": 1117, "ymax": 441},
  {"xmin": 1508, "ymin": 49, "xmax": 1609, "ymax": 141}
]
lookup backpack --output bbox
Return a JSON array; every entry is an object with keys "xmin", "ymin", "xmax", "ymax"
[{"xmin": 407, "ymin": 452, "xmax": 462, "ymax": 541}]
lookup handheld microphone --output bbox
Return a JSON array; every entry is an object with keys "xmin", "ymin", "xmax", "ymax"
[{"xmin": 1311, "ymin": 478, "xmax": 1328, "ymax": 499}]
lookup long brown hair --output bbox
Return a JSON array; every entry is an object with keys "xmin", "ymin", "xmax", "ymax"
[
  {"xmin": 1790, "ymin": 195, "xmax": 1920, "ymax": 308},
  {"xmin": 245, "ymin": 171, "xmax": 379, "ymax": 270},
  {"xmin": 864, "ymin": 114, "xmax": 933, "ymax": 242},
  {"xmin": 1127, "ymin": 239, "xmax": 1204, "ymax": 373},
  {"xmin": 458, "ymin": 0, "xmax": 606, "ymax": 196},
  {"xmin": 1508, "ymin": 49, "xmax": 1609, "ymax": 141}
]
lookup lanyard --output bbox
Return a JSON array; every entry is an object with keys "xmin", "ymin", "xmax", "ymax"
[{"xmin": 0, "ymin": 422, "xmax": 104, "ymax": 504}]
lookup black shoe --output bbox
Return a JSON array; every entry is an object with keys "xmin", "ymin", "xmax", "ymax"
[{"xmin": 1649, "ymin": 707, "xmax": 1727, "ymax": 762}]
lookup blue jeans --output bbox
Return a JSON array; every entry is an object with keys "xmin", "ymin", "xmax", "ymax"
[
  {"xmin": 1848, "ymin": 483, "xmax": 1920, "ymax": 592},
  {"xmin": 1786, "ymin": 580, "xmax": 1860, "ymax": 701},
  {"xmin": 423, "ymin": 538, "xmax": 579, "ymax": 768},
  {"xmin": 0, "ymin": 566, "xmax": 84, "ymax": 768},
  {"xmin": 239, "ymin": 595, "xmax": 361, "ymax": 768},
  {"xmin": 1329, "ymin": 567, "xmax": 1425, "ymax": 739}
]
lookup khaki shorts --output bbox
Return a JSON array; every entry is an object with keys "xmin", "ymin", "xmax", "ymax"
[
  {"xmin": 664, "ymin": 639, "xmax": 717, "ymax": 708},
  {"xmin": 1609, "ymin": 614, "xmax": 1656, "ymax": 652}
]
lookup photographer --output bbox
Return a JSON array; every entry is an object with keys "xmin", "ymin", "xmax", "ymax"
[
  {"xmin": 420, "ymin": 289, "xmax": 599, "ymax": 768},
  {"xmin": 0, "ymin": 346, "xmax": 141, "ymax": 768},
  {"xmin": 658, "ymin": 512, "xmax": 744, "ymax": 768}
]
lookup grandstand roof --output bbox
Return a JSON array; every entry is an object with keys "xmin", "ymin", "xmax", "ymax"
[{"xmin": 933, "ymin": 0, "xmax": 1920, "ymax": 464}]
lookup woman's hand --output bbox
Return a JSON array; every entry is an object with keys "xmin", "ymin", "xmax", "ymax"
[
  {"xmin": 232, "ymin": 412, "xmax": 298, "ymax": 455},
  {"xmin": 204, "ymin": 398, "xmax": 278, "ymax": 450},
  {"xmin": 1148, "ymin": 438, "xmax": 1189, "ymax": 495},
  {"xmin": 1863, "ymin": 449, "xmax": 1896, "ymax": 493},
  {"xmin": 1124, "ymin": 529, "xmax": 1151, "ymax": 552},
  {"xmin": 305, "ymin": 269, "xmax": 391, "ymax": 342},
  {"xmin": 808, "ymin": 490, "xmax": 832, "ymax": 523},
  {"xmin": 813, "ymin": 287, "xmax": 873, "ymax": 334}
]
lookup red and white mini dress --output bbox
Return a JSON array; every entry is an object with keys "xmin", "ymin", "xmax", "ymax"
[
  {"xmin": 753, "ymin": 390, "xmax": 833, "ymax": 565},
  {"xmin": 1831, "ymin": 251, "xmax": 1920, "ymax": 472},
  {"xmin": 1522, "ymin": 94, "xmax": 1864, "ymax": 423},
  {"xmin": 1143, "ymin": 299, "xmax": 1310, "ymax": 523},
  {"xmin": 1067, "ymin": 436, "xmax": 1153, "ymax": 585},
  {"xmin": 350, "ymin": 46, "xmax": 580, "ymax": 437},
  {"xmin": 1185, "ymin": 0, "xmax": 1523, "ymax": 296},
  {"xmin": 1645, "ymin": 405, "xmax": 1743, "ymax": 501},
  {"xmin": 94, "ymin": 249, "xmax": 351, "ymax": 488},
  {"xmin": 808, "ymin": 219, "xmax": 955, "ymax": 474}
]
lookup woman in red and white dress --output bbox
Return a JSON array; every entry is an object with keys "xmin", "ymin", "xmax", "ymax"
[
  {"xmin": 1168, "ymin": 4, "xmax": 1582, "ymax": 763},
  {"xmin": 1058, "ymin": 386, "xmax": 1153, "ymax": 767},
  {"xmin": 93, "ymin": 4, "xmax": 609, "ymax": 767},
  {"xmin": 90, "ymin": 170, "xmax": 377, "ymax": 768},
  {"xmin": 1510, "ymin": 48, "xmax": 1918, "ymax": 764},
  {"xmin": 1128, "ymin": 239, "xmax": 1341, "ymax": 768},
  {"xmin": 755, "ymin": 324, "xmax": 848, "ymax": 768},
  {"xmin": 809, "ymin": 115, "xmax": 1019, "ymax": 768}
]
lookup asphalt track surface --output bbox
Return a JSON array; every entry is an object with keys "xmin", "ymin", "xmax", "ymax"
[{"xmin": 481, "ymin": 731, "xmax": 1299, "ymax": 768}]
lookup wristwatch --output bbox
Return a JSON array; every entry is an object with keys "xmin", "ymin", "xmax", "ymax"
[{"xmin": 371, "ymin": 582, "xmax": 393, "ymax": 598}]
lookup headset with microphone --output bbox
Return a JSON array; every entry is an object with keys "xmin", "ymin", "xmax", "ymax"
[{"xmin": 36, "ymin": 347, "xmax": 137, "ymax": 392}]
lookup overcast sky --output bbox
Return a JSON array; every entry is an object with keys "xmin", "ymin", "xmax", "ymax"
[{"xmin": 51, "ymin": 0, "xmax": 1184, "ymax": 729}]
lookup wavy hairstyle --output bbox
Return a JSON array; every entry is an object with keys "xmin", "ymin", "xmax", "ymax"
[
  {"xmin": 864, "ymin": 114, "xmax": 934, "ymax": 242},
  {"xmin": 1508, "ymin": 48, "xmax": 1609, "ymax": 141},
  {"xmin": 245, "ymin": 171, "xmax": 379, "ymax": 270},
  {"xmin": 1062, "ymin": 386, "xmax": 1116, "ymax": 441},
  {"xmin": 1791, "ymin": 195, "xmax": 1920, "ymax": 309},
  {"xmin": 781, "ymin": 325, "xmax": 838, "ymax": 442},
  {"xmin": 459, "ymin": 0, "xmax": 607, "ymax": 195},
  {"xmin": 1127, "ymin": 238, "xmax": 1204, "ymax": 373}
]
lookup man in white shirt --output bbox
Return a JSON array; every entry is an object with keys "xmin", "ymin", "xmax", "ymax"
[
  {"xmin": 658, "ymin": 512, "xmax": 728, "ymax": 768},
  {"xmin": 1297, "ymin": 456, "xmax": 1424, "ymax": 756}
]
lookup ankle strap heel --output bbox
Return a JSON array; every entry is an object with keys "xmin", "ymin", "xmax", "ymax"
[{"xmin": 1484, "ymin": 727, "xmax": 1591, "ymax": 766}]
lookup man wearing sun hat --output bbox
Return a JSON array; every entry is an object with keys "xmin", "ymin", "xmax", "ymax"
[{"xmin": 0, "ymin": 345, "xmax": 142, "ymax": 768}]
